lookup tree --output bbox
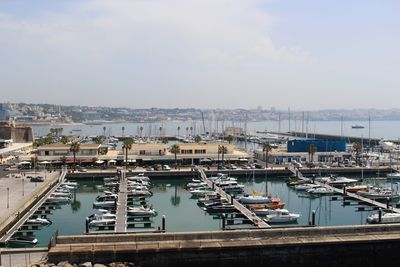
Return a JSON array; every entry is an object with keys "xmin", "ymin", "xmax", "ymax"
[
  {"xmin": 226, "ymin": 135, "xmax": 233, "ymax": 144},
  {"xmin": 140, "ymin": 126, "xmax": 144, "ymax": 137},
  {"xmin": 159, "ymin": 126, "xmax": 163, "ymax": 139},
  {"xmin": 194, "ymin": 135, "xmax": 202, "ymax": 143},
  {"xmin": 122, "ymin": 126, "xmax": 125, "ymax": 136},
  {"xmin": 353, "ymin": 142, "xmax": 362, "ymax": 165},
  {"xmin": 219, "ymin": 145, "xmax": 228, "ymax": 163},
  {"xmin": 186, "ymin": 127, "xmax": 189, "ymax": 136},
  {"xmin": 70, "ymin": 142, "xmax": 80, "ymax": 171},
  {"xmin": 190, "ymin": 126, "xmax": 193, "ymax": 136},
  {"xmin": 60, "ymin": 136, "xmax": 69, "ymax": 144},
  {"xmin": 308, "ymin": 144, "xmax": 317, "ymax": 163},
  {"xmin": 103, "ymin": 126, "xmax": 106, "ymax": 136},
  {"xmin": 262, "ymin": 143, "xmax": 272, "ymax": 168},
  {"xmin": 177, "ymin": 126, "xmax": 181, "ymax": 137},
  {"xmin": 162, "ymin": 137, "xmax": 168, "ymax": 144},
  {"xmin": 170, "ymin": 144, "xmax": 180, "ymax": 169},
  {"xmin": 122, "ymin": 137, "xmax": 133, "ymax": 169}
]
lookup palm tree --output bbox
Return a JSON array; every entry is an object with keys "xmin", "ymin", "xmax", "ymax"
[
  {"xmin": 219, "ymin": 145, "xmax": 228, "ymax": 163},
  {"xmin": 226, "ymin": 135, "xmax": 233, "ymax": 144},
  {"xmin": 190, "ymin": 126, "xmax": 193, "ymax": 136},
  {"xmin": 194, "ymin": 135, "xmax": 202, "ymax": 143},
  {"xmin": 262, "ymin": 143, "xmax": 272, "ymax": 168},
  {"xmin": 60, "ymin": 135, "xmax": 69, "ymax": 144},
  {"xmin": 186, "ymin": 127, "xmax": 189, "ymax": 137},
  {"xmin": 177, "ymin": 126, "xmax": 181, "ymax": 137},
  {"xmin": 353, "ymin": 142, "xmax": 362, "ymax": 165},
  {"xmin": 122, "ymin": 126, "xmax": 125, "ymax": 136},
  {"xmin": 122, "ymin": 137, "xmax": 133, "ymax": 169},
  {"xmin": 308, "ymin": 144, "xmax": 317, "ymax": 163},
  {"xmin": 140, "ymin": 126, "xmax": 144, "ymax": 137},
  {"xmin": 103, "ymin": 126, "xmax": 106, "ymax": 137},
  {"xmin": 170, "ymin": 144, "xmax": 180, "ymax": 169},
  {"xmin": 70, "ymin": 142, "xmax": 80, "ymax": 171}
]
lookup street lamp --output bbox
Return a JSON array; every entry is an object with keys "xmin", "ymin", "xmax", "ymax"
[{"xmin": 7, "ymin": 187, "xmax": 9, "ymax": 208}]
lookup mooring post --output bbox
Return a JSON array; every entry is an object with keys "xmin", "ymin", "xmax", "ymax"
[
  {"xmin": 312, "ymin": 210, "xmax": 316, "ymax": 226},
  {"xmin": 343, "ymin": 186, "xmax": 346, "ymax": 196},
  {"xmin": 212, "ymin": 182, "xmax": 214, "ymax": 190},
  {"xmin": 162, "ymin": 215, "xmax": 166, "ymax": 232},
  {"xmin": 222, "ymin": 213, "xmax": 226, "ymax": 230},
  {"xmin": 231, "ymin": 194, "xmax": 234, "ymax": 205},
  {"xmin": 386, "ymin": 197, "xmax": 390, "ymax": 210},
  {"xmin": 312, "ymin": 175, "xmax": 315, "ymax": 184},
  {"xmin": 378, "ymin": 208, "xmax": 382, "ymax": 223},
  {"xmin": 85, "ymin": 217, "xmax": 89, "ymax": 233}
]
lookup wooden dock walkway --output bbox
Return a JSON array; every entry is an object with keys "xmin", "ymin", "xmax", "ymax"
[
  {"xmin": 115, "ymin": 170, "xmax": 127, "ymax": 233},
  {"xmin": 0, "ymin": 169, "xmax": 67, "ymax": 244},
  {"xmin": 197, "ymin": 168, "xmax": 270, "ymax": 228},
  {"xmin": 287, "ymin": 165, "xmax": 400, "ymax": 213}
]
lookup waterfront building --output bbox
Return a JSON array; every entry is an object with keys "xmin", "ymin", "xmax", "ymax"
[
  {"xmin": 287, "ymin": 139, "xmax": 346, "ymax": 153},
  {"xmin": 36, "ymin": 144, "xmax": 102, "ymax": 163}
]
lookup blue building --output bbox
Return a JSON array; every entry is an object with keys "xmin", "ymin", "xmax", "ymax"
[
  {"xmin": 287, "ymin": 139, "xmax": 346, "ymax": 153},
  {"xmin": 0, "ymin": 104, "xmax": 10, "ymax": 121}
]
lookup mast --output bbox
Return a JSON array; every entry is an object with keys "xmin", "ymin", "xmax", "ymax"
[
  {"xmin": 341, "ymin": 115, "xmax": 343, "ymax": 140},
  {"xmin": 288, "ymin": 107, "xmax": 291, "ymax": 133},
  {"xmin": 368, "ymin": 114, "xmax": 371, "ymax": 149},
  {"xmin": 278, "ymin": 112, "xmax": 281, "ymax": 133}
]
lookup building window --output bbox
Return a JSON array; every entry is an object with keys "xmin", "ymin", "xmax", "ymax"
[
  {"xmin": 181, "ymin": 149, "xmax": 193, "ymax": 154},
  {"xmin": 139, "ymin": 150, "xmax": 146, "ymax": 155},
  {"xmin": 45, "ymin": 151, "xmax": 49, "ymax": 156},
  {"xmin": 195, "ymin": 149, "xmax": 206, "ymax": 154}
]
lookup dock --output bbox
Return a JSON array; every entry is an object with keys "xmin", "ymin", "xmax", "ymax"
[
  {"xmin": 115, "ymin": 170, "xmax": 127, "ymax": 233},
  {"xmin": 197, "ymin": 168, "xmax": 270, "ymax": 228},
  {"xmin": 0, "ymin": 168, "xmax": 67, "ymax": 244},
  {"xmin": 287, "ymin": 165, "xmax": 400, "ymax": 213}
]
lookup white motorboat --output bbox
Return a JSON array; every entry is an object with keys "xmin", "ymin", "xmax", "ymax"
[
  {"xmin": 387, "ymin": 173, "xmax": 400, "ymax": 180},
  {"xmin": 186, "ymin": 181, "xmax": 207, "ymax": 188},
  {"xmin": 128, "ymin": 185, "xmax": 149, "ymax": 191},
  {"xmin": 367, "ymin": 212, "xmax": 400, "ymax": 224},
  {"xmin": 264, "ymin": 209, "xmax": 301, "ymax": 223},
  {"xmin": 62, "ymin": 181, "xmax": 78, "ymax": 188},
  {"xmin": 46, "ymin": 196, "xmax": 71, "ymax": 203},
  {"xmin": 26, "ymin": 217, "xmax": 52, "ymax": 225},
  {"xmin": 128, "ymin": 173, "xmax": 150, "ymax": 182},
  {"xmin": 8, "ymin": 236, "xmax": 38, "ymax": 245},
  {"xmin": 190, "ymin": 188, "xmax": 213, "ymax": 197},
  {"xmin": 51, "ymin": 192, "xmax": 71, "ymax": 197},
  {"xmin": 89, "ymin": 212, "xmax": 116, "ymax": 221},
  {"xmin": 251, "ymin": 208, "xmax": 280, "ymax": 216},
  {"xmin": 294, "ymin": 183, "xmax": 320, "ymax": 191},
  {"xmin": 307, "ymin": 187, "xmax": 334, "ymax": 195},
  {"xmin": 127, "ymin": 189, "xmax": 153, "ymax": 197},
  {"xmin": 238, "ymin": 195, "xmax": 272, "ymax": 204},
  {"xmin": 127, "ymin": 206, "xmax": 157, "ymax": 217},
  {"xmin": 104, "ymin": 177, "xmax": 119, "ymax": 182},
  {"xmin": 326, "ymin": 176, "xmax": 358, "ymax": 186},
  {"xmin": 89, "ymin": 218, "xmax": 116, "ymax": 227},
  {"xmin": 357, "ymin": 187, "xmax": 400, "ymax": 200},
  {"xmin": 93, "ymin": 200, "xmax": 116, "ymax": 208}
]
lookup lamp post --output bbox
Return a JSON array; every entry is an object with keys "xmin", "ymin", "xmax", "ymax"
[
  {"xmin": 7, "ymin": 187, "xmax": 10, "ymax": 208},
  {"xmin": 22, "ymin": 178, "xmax": 24, "ymax": 196}
]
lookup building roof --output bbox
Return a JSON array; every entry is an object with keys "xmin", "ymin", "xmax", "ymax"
[{"xmin": 37, "ymin": 143, "xmax": 101, "ymax": 150}]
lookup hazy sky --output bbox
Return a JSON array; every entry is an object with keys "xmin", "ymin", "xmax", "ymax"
[{"xmin": 1, "ymin": 0, "xmax": 399, "ymax": 110}]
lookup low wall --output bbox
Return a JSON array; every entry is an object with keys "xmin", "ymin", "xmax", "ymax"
[{"xmin": 49, "ymin": 225, "xmax": 400, "ymax": 267}]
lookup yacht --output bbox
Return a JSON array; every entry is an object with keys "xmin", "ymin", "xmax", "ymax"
[
  {"xmin": 8, "ymin": 236, "xmax": 38, "ymax": 245},
  {"xmin": 93, "ymin": 200, "xmax": 116, "ymax": 208},
  {"xmin": 326, "ymin": 176, "xmax": 358, "ymax": 187},
  {"xmin": 127, "ymin": 206, "xmax": 157, "ymax": 217},
  {"xmin": 46, "ymin": 196, "xmax": 71, "ymax": 203},
  {"xmin": 367, "ymin": 212, "xmax": 400, "ymax": 224},
  {"xmin": 294, "ymin": 183, "xmax": 320, "ymax": 191},
  {"xmin": 357, "ymin": 187, "xmax": 400, "ymax": 201},
  {"xmin": 351, "ymin": 124, "xmax": 364, "ymax": 129},
  {"xmin": 238, "ymin": 195, "xmax": 272, "ymax": 204},
  {"xmin": 264, "ymin": 209, "xmax": 301, "ymax": 223},
  {"xmin": 190, "ymin": 188, "xmax": 213, "ymax": 197},
  {"xmin": 62, "ymin": 181, "xmax": 78, "ymax": 188},
  {"xmin": 51, "ymin": 192, "xmax": 71, "ymax": 198},
  {"xmin": 26, "ymin": 217, "xmax": 52, "ymax": 225},
  {"xmin": 127, "ymin": 173, "xmax": 150, "ymax": 182},
  {"xmin": 346, "ymin": 185, "xmax": 369, "ymax": 193},
  {"xmin": 127, "ymin": 189, "xmax": 153, "ymax": 197},
  {"xmin": 89, "ymin": 217, "xmax": 116, "ymax": 227},
  {"xmin": 307, "ymin": 187, "xmax": 334, "ymax": 195}
]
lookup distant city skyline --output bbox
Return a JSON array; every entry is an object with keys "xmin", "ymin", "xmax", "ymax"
[{"xmin": 1, "ymin": 1, "xmax": 399, "ymax": 110}]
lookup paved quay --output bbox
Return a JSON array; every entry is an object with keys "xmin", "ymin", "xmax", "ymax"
[{"xmin": 0, "ymin": 170, "xmax": 61, "ymax": 241}]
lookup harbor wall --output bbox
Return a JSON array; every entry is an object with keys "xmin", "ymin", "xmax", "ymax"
[
  {"xmin": 65, "ymin": 167, "xmax": 391, "ymax": 179},
  {"xmin": 49, "ymin": 225, "xmax": 400, "ymax": 267}
]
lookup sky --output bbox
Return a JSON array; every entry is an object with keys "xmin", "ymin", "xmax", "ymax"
[{"xmin": 0, "ymin": 0, "xmax": 399, "ymax": 110}]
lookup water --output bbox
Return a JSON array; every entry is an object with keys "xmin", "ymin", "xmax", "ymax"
[
  {"xmin": 16, "ymin": 173, "xmax": 399, "ymax": 247},
  {"xmin": 32, "ymin": 120, "xmax": 400, "ymax": 140}
]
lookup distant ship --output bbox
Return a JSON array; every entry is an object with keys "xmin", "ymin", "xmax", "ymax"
[{"xmin": 351, "ymin": 124, "xmax": 364, "ymax": 129}]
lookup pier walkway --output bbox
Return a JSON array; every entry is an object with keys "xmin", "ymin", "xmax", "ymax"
[
  {"xmin": 115, "ymin": 170, "xmax": 127, "ymax": 233},
  {"xmin": 0, "ymin": 168, "xmax": 67, "ymax": 244},
  {"xmin": 287, "ymin": 165, "xmax": 400, "ymax": 213},
  {"xmin": 197, "ymin": 168, "xmax": 270, "ymax": 228}
]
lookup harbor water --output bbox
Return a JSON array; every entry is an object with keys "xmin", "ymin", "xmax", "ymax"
[{"xmin": 15, "ymin": 173, "xmax": 400, "ymax": 247}]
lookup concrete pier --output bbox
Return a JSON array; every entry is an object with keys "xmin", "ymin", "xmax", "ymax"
[
  {"xmin": 197, "ymin": 168, "xmax": 270, "ymax": 228},
  {"xmin": 115, "ymin": 170, "xmax": 127, "ymax": 233}
]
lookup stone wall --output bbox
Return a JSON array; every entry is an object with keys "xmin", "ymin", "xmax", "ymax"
[{"xmin": 0, "ymin": 124, "xmax": 33, "ymax": 142}]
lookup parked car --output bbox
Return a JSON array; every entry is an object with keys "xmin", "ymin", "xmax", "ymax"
[
  {"xmin": 162, "ymin": 165, "xmax": 171, "ymax": 171},
  {"xmin": 30, "ymin": 176, "xmax": 44, "ymax": 182},
  {"xmin": 146, "ymin": 166, "xmax": 154, "ymax": 171},
  {"xmin": 77, "ymin": 166, "xmax": 87, "ymax": 172}
]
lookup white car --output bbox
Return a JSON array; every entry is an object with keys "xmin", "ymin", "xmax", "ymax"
[{"xmin": 162, "ymin": 165, "xmax": 171, "ymax": 171}]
